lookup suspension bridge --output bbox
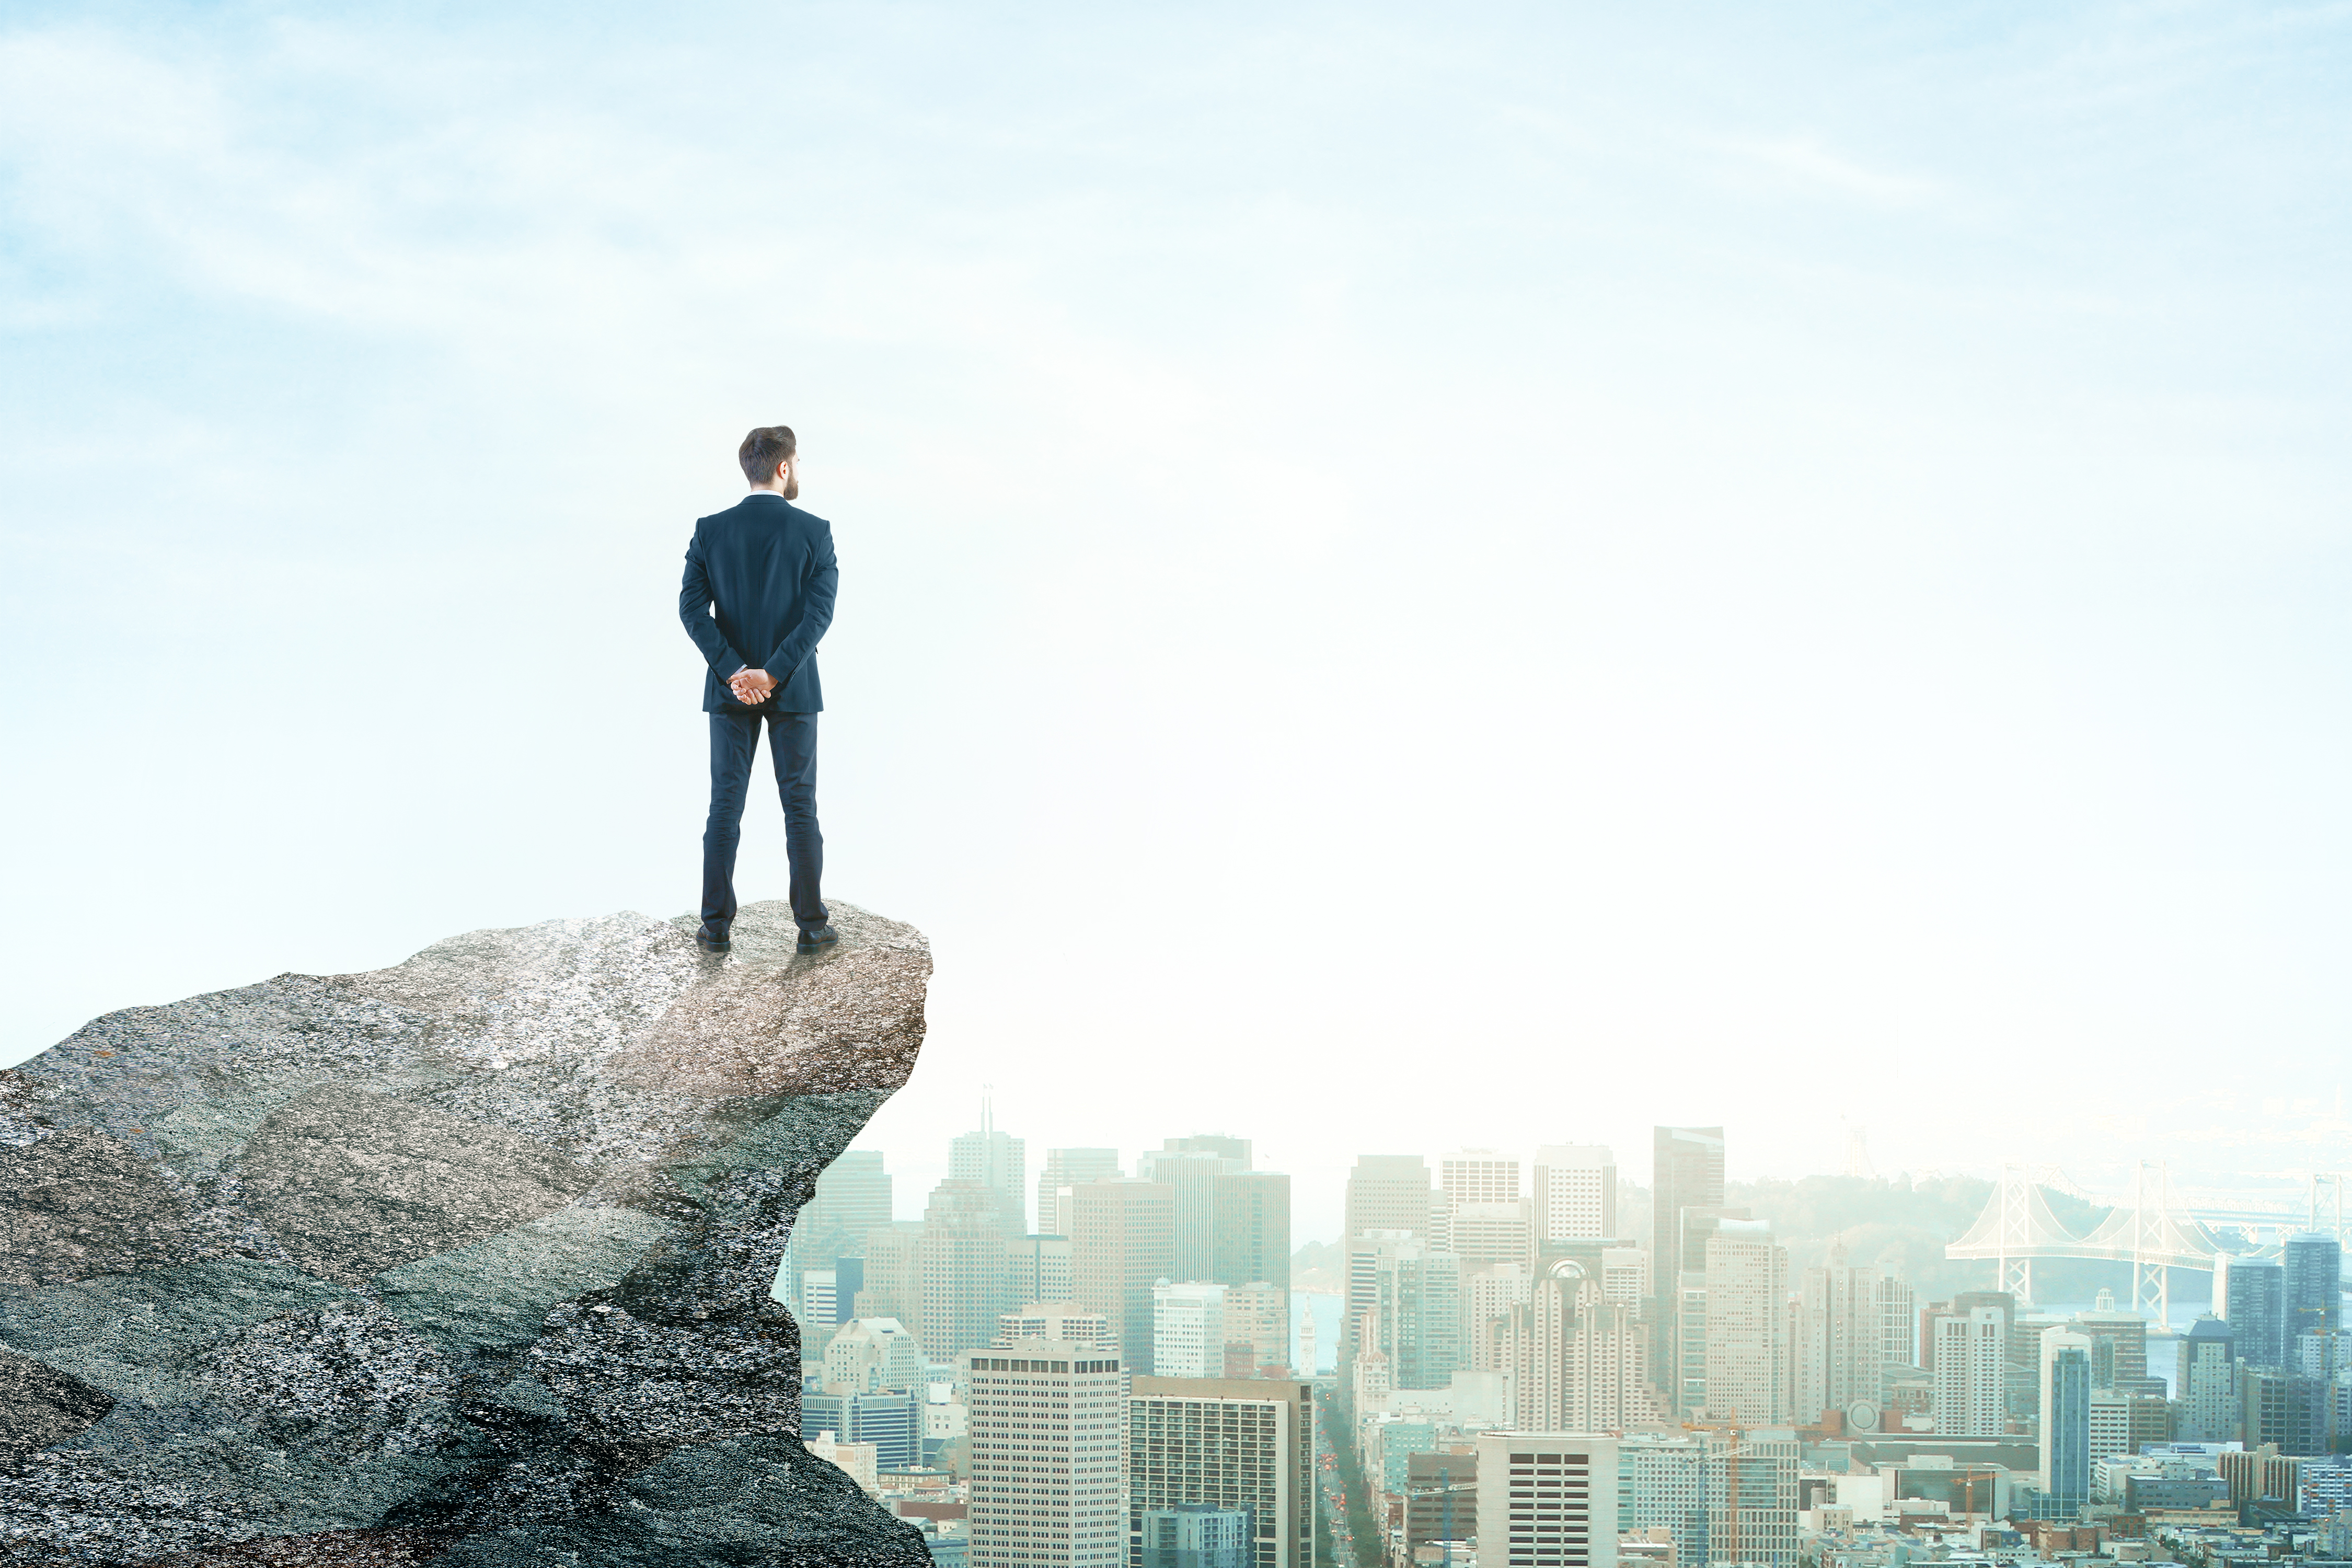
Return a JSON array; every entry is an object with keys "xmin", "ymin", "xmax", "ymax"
[{"xmin": 1944, "ymin": 1164, "xmax": 2352, "ymax": 1322}]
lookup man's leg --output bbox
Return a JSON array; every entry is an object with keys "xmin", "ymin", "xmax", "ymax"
[
  {"xmin": 701, "ymin": 711, "xmax": 762, "ymax": 931},
  {"xmin": 768, "ymin": 710, "xmax": 828, "ymax": 933}
]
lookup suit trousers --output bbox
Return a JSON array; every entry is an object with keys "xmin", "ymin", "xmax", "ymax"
[{"xmin": 701, "ymin": 708, "xmax": 827, "ymax": 933}]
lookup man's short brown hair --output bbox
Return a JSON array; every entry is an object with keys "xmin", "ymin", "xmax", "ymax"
[{"xmin": 739, "ymin": 425, "xmax": 797, "ymax": 483}]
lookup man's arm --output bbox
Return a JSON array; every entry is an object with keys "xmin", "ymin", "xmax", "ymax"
[
  {"xmin": 758, "ymin": 525, "xmax": 839, "ymax": 682},
  {"xmin": 678, "ymin": 530, "xmax": 754, "ymax": 678}
]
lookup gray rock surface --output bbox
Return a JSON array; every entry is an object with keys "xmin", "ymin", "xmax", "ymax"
[{"xmin": 0, "ymin": 901, "xmax": 932, "ymax": 1566}]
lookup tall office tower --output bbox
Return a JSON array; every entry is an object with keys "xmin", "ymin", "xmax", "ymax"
[
  {"xmin": 1153, "ymin": 1281, "xmax": 1229, "ymax": 1378},
  {"xmin": 1127, "ymin": 1376, "xmax": 1314, "ymax": 1568},
  {"xmin": 952, "ymin": 1118, "xmax": 1029, "ymax": 1238},
  {"xmin": 1532, "ymin": 1145, "xmax": 1618, "ymax": 1243},
  {"xmin": 1675, "ymin": 1277, "xmax": 1709, "ymax": 1416},
  {"xmin": 1602, "ymin": 1248, "xmax": 1649, "ymax": 1309},
  {"xmin": 1651, "ymin": 1128, "xmax": 1726, "ymax": 1295},
  {"xmin": 1477, "ymin": 1433, "xmax": 1620, "ymax": 1568},
  {"xmin": 2087, "ymin": 1389, "xmax": 2173, "ymax": 1462},
  {"xmin": 1165, "ymin": 1134, "xmax": 1253, "ymax": 1167},
  {"xmin": 1344, "ymin": 1156, "xmax": 1432, "ymax": 1354},
  {"xmin": 1466, "ymin": 1263, "xmax": 1535, "ymax": 1373},
  {"xmin": 1793, "ymin": 1252, "xmax": 1882, "ymax": 1424},
  {"xmin": 801, "ymin": 1270, "xmax": 839, "ymax": 1330},
  {"xmin": 2073, "ymin": 1290, "xmax": 2151, "ymax": 1386},
  {"xmin": 1139, "ymin": 1505, "xmax": 1252, "ymax": 1568},
  {"xmin": 1037, "ymin": 1149, "xmax": 1123, "ymax": 1239},
  {"xmin": 1210, "ymin": 1169, "xmax": 1291, "ymax": 1309},
  {"xmin": 999, "ymin": 1303, "xmax": 1116, "ymax": 1349},
  {"xmin": 2044, "ymin": 1336, "xmax": 2092, "ymax": 1511},
  {"xmin": 1450, "ymin": 1202, "xmax": 1534, "ymax": 1275},
  {"xmin": 1223, "ymin": 1283, "xmax": 1289, "ymax": 1376},
  {"xmin": 1008, "ymin": 1233, "xmax": 1077, "ymax": 1307},
  {"xmin": 1876, "ymin": 1275, "xmax": 1918, "ymax": 1377},
  {"xmin": 2220, "ymin": 1256, "xmax": 2288, "ymax": 1369},
  {"xmin": 1617, "ymin": 1432, "xmax": 1715, "ymax": 1568},
  {"xmin": 781, "ymin": 1148, "xmax": 894, "ymax": 1309},
  {"xmin": 1511, "ymin": 1258, "xmax": 1666, "ymax": 1431},
  {"xmin": 824, "ymin": 1316, "xmax": 926, "ymax": 1392},
  {"xmin": 1711, "ymin": 1428, "xmax": 1800, "ymax": 1568},
  {"xmin": 1140, "ymin": 1146, "xmax": 1247, "ymax": 1282},
  {"xmin": 920, "ymin": 1180, "xmax": 1016, "ymax": 1362},
  {"xmin": 2287, "ymin": 1232, "xmax": 2343, "ymax": 1352},
  {"xmin": 1404, "ymin": 1451, "xmax": 1479, "ymax": 1561},
  {"xmin": 963, "ymin": 1339, "xmax": 1129, "ymax": 1568},
  {"xmin": 1443, "ymin": 1150, "xmax": 1524, "ymax": 1208},
  {"xmin": 1071, "ymin": 1179, "xmax": 1178, "ymax": 1370},
  {"xmin": 1364, "ymin": 1234, "xmax": 1466, "ymax": 1391},
  {"xmin": 854, "ymin": 1220, "xmax": 926, "ymax": 1332},
  {"xmin": 1702, "ymin": 1220, "xmax": 1789, "ymax": 1423},
  {"xmin": 1932, "ymin": 1307, "xmax": 2008, "ymax": 1437},
  {"xmin": 2178, "ymin": 1315, "xmax": 2239, "ymax": 1442}
]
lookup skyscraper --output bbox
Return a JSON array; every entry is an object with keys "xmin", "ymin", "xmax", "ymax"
[
  {"xmin": 1703, "ymin": 1219, "xmax": 1789, "ymax": 1423},
  {"xmin": 1442, "ymin": 1150, "xmax": 1523, "ymax": 1208},
  {"xmin": 2044, "ymin": 1336, "xmax": 2092, "ymax": 1512},
  {"xmin": 1532, "ymin": 1145, "xmax": 1618, "ymax": 1243},
  {"xmin": 2287, "ymin": 1232, "xmax": 2342, "ymax": 1350},
  {"xmin": 2220, "ymin": 1256, "xmax": 2287, "ymax": 1369},
  {"xmin": 2178, "ymin": 1315, "xmax": 2239, "ymax": 1443},
  {"xmin": 1071, "ymin": 1178, "xmax": 1178, "ymax": 1370},
  {"xmin": 1933, "ymin": 1307, "xmax": 2007, "ymax": 1437},
  {"xmin": 853, "ymin": 1220, "xmax": 925, "ymax": 1333},
  {"xmin": 951, "ymin": 1117, "xmax": 1028, "ymax": 1238},
  {"xmin": 1344, "ymin": 1156, "xmax": 1432, "ymax": 1356},
  {"xmin": 1477, "ymin": 1433, "xmax": 1620, "ymax": 1568},
  {"xmin": 1128, "ymin": 1376, "xmax": 1315, "ymax": 1568},
  {"xmin": 998, "ymin": 1304, "xmax": 1115, "ymax": 1349},
  {"xmin": 1163, "ymin": 1134, "xmax": 1253, "ymax": 1167},
  {"xmin": 1210, "ymin": 1170, "xmax": 1290, "ymax": 1306},
  {"xmin": 1037, "ymin": 1148, "xmax": 1123, "ymax": 1239},
  {"xmin": 963, "ymin": 1339, "xmax": 1128, "ymax": 1567},
  {"xmin": 1007, "ymin": 1233, "xmax": 1076, "ymax": 1307},
  {"xmin": 919, "ymin": 1179, "xmax": 1015, "ymax": 1362},
  {"xmin": 1364, "ymin": 1233, "xmax": 1466, "ymax": 1391},
  {"xmin": 1153, "ymin": 1281, "xmax": 1229, "ymax": 1378},
  {"xmin": 1510, "ymin": 1258, "xmax": 1665, "ymax": 1431},
  {"xmin": 1650, "ymin": 1128, "xmax": 1726, "ymax": 1293},
  {"xmin": 1653, "ymin": 1127, "xmax": 1726, "ymax": 1410},
  {"xmin": 1793, "ymin": 1250, "xmax": 1883, "ymax": 1424},
  {"xmin": 1140, "ymin": 1146, "xmax": 1246, "ymax": 1282}
]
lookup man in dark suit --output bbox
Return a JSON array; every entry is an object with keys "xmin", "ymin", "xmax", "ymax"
[{"xmin": 678, "ymin": 424, "xmax": 839, "ymax": 954}]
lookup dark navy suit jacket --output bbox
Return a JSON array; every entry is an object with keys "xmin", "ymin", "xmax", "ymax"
[{"xmin": 678, "ymin": 494, "xmax": 838, "ymax": 713}]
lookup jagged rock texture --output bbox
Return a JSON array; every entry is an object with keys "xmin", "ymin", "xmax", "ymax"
[{"xmin": 0, "ymin": 901, "xmax": 932, "ymax": 1566}]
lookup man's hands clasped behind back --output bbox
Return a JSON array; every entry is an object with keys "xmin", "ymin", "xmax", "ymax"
[{"xmin": 728, "ymin": 667, "xmax": 777, "ymax": 705}]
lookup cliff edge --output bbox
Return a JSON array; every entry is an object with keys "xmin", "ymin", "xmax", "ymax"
[{"xmin": 0, "ymin": 900, "xmax": 933, "ymax": 1567}]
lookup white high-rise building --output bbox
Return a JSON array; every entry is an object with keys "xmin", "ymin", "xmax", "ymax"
[
  {"xmin": 1703, "ymin": 1220, "xmax": 1789, "ymax": 1423},
  {"xmin": 1007, "ymin": 1233, "xmax": 1076, "ymax": 1307},
  {"xmin": 1443, "ymin": 1150, "xmax": 1524, "ymax": 1208},
  {"xmin": 824, "ymin": 1317, "xmax": 925, "ymax": 1394},
  {"xmin": 999, "ymin": 1302, "xmax": 1115, "ymax": 1350},
  {"xmin": 1793, "ymin": 1252, "xmax": 1883, "ymax": 1425},
  {"xmin": 1153, "ymin": 1281, "xmax": 1229, "ymax": 1378},
  {"xmin": 1450, "ymin": 1201, "xmax": 1534, "ymax": 1275},
  {"xmin": 1139, "ymin": 1147, "xmax": 1246, "ymax": 1283},
  {"xmin": 1933, "ymin": 1307, "xmax": 2008, "ymax": 1437},
  {"xmin": 1478, "ymin": 1432, "xmax": 1619, "ymax": 1568},
  {"xmin": 963, "ymin": 1338, "xmax": 1128, "ymax": 1567},
  {"xmin": 1128, "ymin": 1377, "xmax": 1315, "ymax": 1568},
  {"xmin": 1532, "ymin": 1145, "xmax": 1619, "ymax": 1242},
  {"xmin": 1877, "ymin": 1275, "xmax": 1918, "ymax": 1378},
  {"xmin": 1509, "ymin": 1259, "xmax": 1666, "ymax": 1432},
  {"xmin": 1618, "ymin": 1433, "xmax": 1714, "ymax": 1568},
  {"xmin": 1037, "ymin": 1148, "xmax": 1122, "ymax": 1239},
  {"xmin": 1466, "ymin": 1262, "xmax": 1535, "ymax": 1373},
  {"xmin": 800, "ymin": 1268, "xmax": 838, "ymax": 1332},
  {"xmin": 1601, "ymin": 1246, "xmax": 1648, "ymax": 1308}
]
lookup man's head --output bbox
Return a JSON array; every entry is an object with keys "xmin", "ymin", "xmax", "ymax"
[{"xmin": 739, "ymin": 425, "xmax": 798, "ymax": 498}]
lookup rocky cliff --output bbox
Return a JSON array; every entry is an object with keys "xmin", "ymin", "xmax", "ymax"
[{"xmin": 0, "ymin": 900, "xmax": 934, "ymax": 1567}]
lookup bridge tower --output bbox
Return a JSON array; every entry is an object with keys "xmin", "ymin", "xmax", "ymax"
[
  {"xmin": 1995, "ymin": 1163, "xmax": 2035, "ymax": 1304},
  {"xmin": 2312, "ymin": 1173, "xmax": 2348, "ymax": 1244},
  {"xmin": 2133, "ymin": 1161, "xmax": 2172, "ymax": 1324}
]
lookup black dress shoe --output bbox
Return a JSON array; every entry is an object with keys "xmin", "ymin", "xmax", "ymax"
[
  {"xmin": 696, "ymin": 921, "xmax": 732, "ymax": 953},
  {"xmin": 795, "ymin": 924, "xmax": 838, "ymax": 953}
]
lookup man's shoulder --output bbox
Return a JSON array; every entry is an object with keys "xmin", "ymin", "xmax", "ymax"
[{"xmin": 697, "ymin": 498, "xmax": 833, "ymax": 531}]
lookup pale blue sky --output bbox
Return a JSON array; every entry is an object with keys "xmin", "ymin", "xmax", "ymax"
[{"xmin": 4, "ymin": 2, "xmax": 2350, "ymax": 1238}]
